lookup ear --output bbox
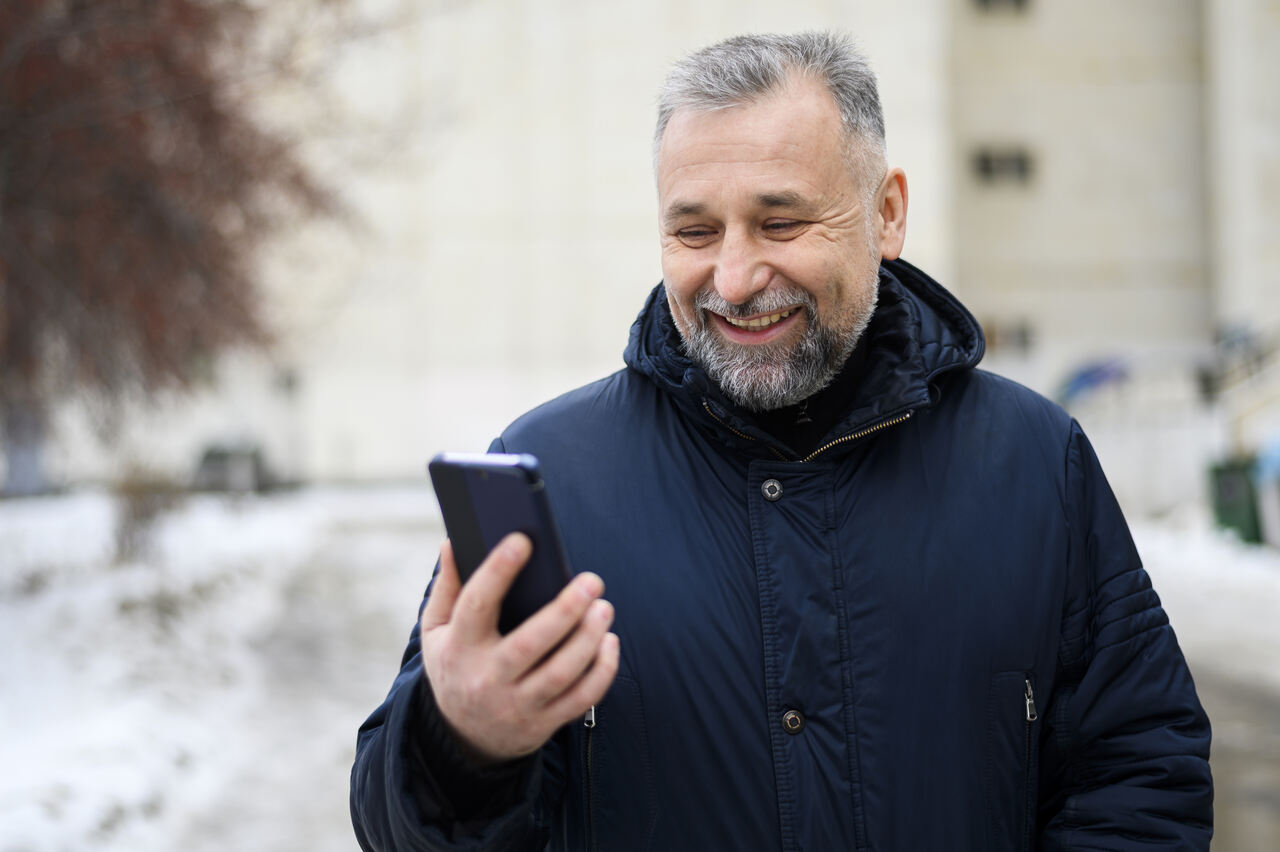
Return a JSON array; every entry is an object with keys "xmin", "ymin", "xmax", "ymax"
[{"xmin": 875, "ymin": 168, "xmax": 908, "ymax": 260}]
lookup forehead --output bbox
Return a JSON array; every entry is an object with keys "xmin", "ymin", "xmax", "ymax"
[{"xmin": 656, "ymin": 77, "xmax": 854, "ymax": 208}]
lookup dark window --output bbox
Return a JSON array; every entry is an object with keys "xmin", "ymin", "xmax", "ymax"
[
  {"xmin": 971, "ymin": 147, "xmax": 1035, "ymax": 185},
  {"xmin": 980, "ymin": 318, "xmax": 1036, "ymax": 354},
  {"xmin": 974, "ymin": 0, "xmax": 1030, "ymax": 9}
]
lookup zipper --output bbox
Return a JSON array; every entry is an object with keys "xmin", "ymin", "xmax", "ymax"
[
  {"xmin": 701, "ymin": 399, "xmax": 789, "ymax": 460},
  {"xmin": 703, "ymin": 399, "xmax": 915, "ymax": 463},
  {"xmin": 1023, "ymin": 679, "xmax": 1038, "ymax": 850},
  {"xmin": 583, "ymin": 705, "xmax": 597, "ymax": 850},
  {"xmin": 803, "ymin": 410, "xmax": 914, "ymax": 462}
]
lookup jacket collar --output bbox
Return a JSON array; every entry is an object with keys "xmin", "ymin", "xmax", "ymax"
[{"xmin": 623, "ymin": 258, "xmax": 985, "ymax": 459}]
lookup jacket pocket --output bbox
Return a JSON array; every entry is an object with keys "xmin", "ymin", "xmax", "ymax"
[
  {"xmin": 576, "ymin": 672, "xmax": 655, "ymax": 851},
  {"xmin": 985, "ymin": 671, "xmax": 1040, "ymax": 852}
]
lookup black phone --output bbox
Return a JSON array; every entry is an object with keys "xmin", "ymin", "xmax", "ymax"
[{"xmin": 427, "ymin": 452, "xmax": 573, "ymax": 634}]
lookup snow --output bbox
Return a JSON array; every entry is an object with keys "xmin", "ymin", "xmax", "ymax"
[
  {"xmin": 0, "ymin": 488, "xmax": 442, "ymax": 852},
  {"xmin": 1, "ymin": 488, "xmax": 1277, "ymax": 850},
  {"xmin": 1132, "ymin": 511, "xmax": 1280, "ymax": 696}
]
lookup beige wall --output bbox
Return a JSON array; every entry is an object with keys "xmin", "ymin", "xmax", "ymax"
[
  {"xmin": 1207, "ymin": 0, "xmax": 1280, "ymax": 333},
  {"xmin": 268, "ymin": 0, "xmax": 955, "ymax": 479},
  {"xmin": 52, "ymin": 0, "xmax": 954, "ymax": 483},
  {"xmin": 951, "ymin": 0, "xmax": 1212, "ymax": 391},
  {"xmin": 44, "ymin": 0, "xmax": 1280, "ymax": 505}
]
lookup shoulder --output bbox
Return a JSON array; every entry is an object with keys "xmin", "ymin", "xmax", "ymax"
[
  {"xmin": 495, "ymin": 368, "xmax": 672, "ymax": 498},
  {"xmin": 499, "ymin": 367, "xmax": 658, "ymax": 451},
  {"xmin": 940, "ymin": 367, "xmax": 1075, "ymax": 444},
  {"xmin": 917, "ymin": 368, "xmax": 1079, "ymax": 507}
]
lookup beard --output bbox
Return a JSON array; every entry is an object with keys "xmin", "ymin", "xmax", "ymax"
[{"xmin": 679, "ymin": 273, "xmax": 880, "ymax": 412}]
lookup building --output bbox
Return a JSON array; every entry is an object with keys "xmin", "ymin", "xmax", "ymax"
[{"xmin": 42, "ymin": 0, "xmax": 1280, "ymax": 513}]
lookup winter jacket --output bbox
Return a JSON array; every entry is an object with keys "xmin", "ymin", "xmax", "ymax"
[{"xmin": 351, "ymin": 258, "xmax": 1213, "ymax": 851}]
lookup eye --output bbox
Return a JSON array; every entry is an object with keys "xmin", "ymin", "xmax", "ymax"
[
  {"xmin": 763, "ymin": 219, "xmax": 803, "ymax": 237},
  {"xmin": 675, "ymin": 227, "xmax": 718, "ymax": 247}
]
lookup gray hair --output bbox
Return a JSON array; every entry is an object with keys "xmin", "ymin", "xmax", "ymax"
[{"xmin": 654, "ymin": 32, "xmax": 887, "ymax": 194}]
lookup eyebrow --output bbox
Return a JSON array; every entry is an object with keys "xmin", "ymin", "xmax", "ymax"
[
  {"xmin": 755, "ymin": 190, "xmax": 808, "ymax": 210},
  {"xmin": 662, "ymin": 201, "xmax": 705, "ymax": 228},
  {"xmin": 662, "ymin": 191, "xmax": 813, "ymax": 228}
]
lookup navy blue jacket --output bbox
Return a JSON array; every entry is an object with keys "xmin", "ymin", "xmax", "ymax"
[{"xmin": 351, "ymin": 259, "xmax": 1213, "ymax": 851}]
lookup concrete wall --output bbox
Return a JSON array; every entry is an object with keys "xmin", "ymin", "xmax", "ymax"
[
  {"xmin": 49, "ymin": 0, "xmax": 953, "ymax": 484},
  {"xmin": 1206, "ymin": 0, "xmax": 1280, "ymax": 333},
  {"xmin": 40, "ymin": 0, "xmax": 1279, "ymax": 515},
  {"xmin": 951, "ymin": 0, "xmax": 1213, "ymax": 395}
]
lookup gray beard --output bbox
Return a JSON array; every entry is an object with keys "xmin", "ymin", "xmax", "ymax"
[{"xmin": 681, "ymin": 281, "xmax": 879, "ymax": 412}]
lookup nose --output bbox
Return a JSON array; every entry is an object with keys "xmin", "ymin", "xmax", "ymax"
[{"xmin": 713, "ymin": 226, "xmax": 770, "ymax": 305}]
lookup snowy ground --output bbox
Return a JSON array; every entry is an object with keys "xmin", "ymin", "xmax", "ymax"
[
  {"xmin": 1129, "ymin": 509, "xmax": 1280, "ymax": 697},
  {"xmin": 0, "ymin": 487, "xmax": 443, "ymax": 852},
  {"xmin": 1, "ymin": 488, "xmax": 1277, "ymax": 851}
]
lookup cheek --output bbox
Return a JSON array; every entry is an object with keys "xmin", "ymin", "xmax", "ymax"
[
  {"xmin": 660, "ymin": 253, "xmax": 705, "ymax": 321},
  {"xmin": 822, "ymin": 240, "xmax": 878, "ymax": 300},
  {"xmin": 664, "ymin": 291, "xmax": 698, "ymax": 338},
  {"xmin": 660, "ymin": 244, "xmax": 702, "ymax": 282},
  {"xmin": 826, "ymin": 267, "xmax": 878, "ymax": 325},
  {"xmin": 805, "ymin": 261, "xmax": 860, "ymax": 321}
]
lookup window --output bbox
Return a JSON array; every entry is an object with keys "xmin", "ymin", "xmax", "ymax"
[
  {"xmin": 971, "ymin": 147, "xmax": 1035, "ymax": 185},
  {"xmin": 980, "ymin": 318, "xmax": 1035, "ymax": 355}
]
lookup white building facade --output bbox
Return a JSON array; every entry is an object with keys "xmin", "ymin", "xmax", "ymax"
[{"xmin": 42, "ymin": 0, "xmax": 1280, "ymax": 513}]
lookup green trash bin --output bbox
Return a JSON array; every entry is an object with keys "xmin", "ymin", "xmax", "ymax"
[{"xmin": 1209, "ymin": 457, "xmax": 1262, "ymax": 544}]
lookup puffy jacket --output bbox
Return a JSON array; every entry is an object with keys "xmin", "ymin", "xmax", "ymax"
[{"xmin": 351, "ymin": 258, "xmax": 1213, "ymax": 851}]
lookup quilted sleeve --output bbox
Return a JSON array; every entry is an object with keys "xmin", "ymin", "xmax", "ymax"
[
  {"xmin": 1040, "ymin": 421, "xmax": 1213, "ymax": 851},
  {"xmin": 348, "ymin": 578, "xmax": 560, "ymax": 852}
]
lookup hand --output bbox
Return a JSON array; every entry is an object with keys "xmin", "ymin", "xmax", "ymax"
[{"xmin": 420, "ymin": 533, "xmax": 620, "ymax": 764}]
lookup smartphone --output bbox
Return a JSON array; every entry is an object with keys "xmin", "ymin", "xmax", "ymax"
[{"xmin": 428, "ymin": 452, "xmax": 573, "ymax": 634}]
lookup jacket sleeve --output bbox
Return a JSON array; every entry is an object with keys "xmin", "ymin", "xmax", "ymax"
[
  {"xmin": 1039, "ymin": 421, "xmax": 1213, "ymax": 850},
  {"xmin": 348, "ymin": 581, "xmax": 561, "ymax": 851}
]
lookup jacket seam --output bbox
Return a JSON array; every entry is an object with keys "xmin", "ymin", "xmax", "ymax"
[
  {"xmin": 1090, "ymin": 620, "xmax": 1171, "ymax": 656},
  {"xmin": 1092, "ymin": 594, "xmax": 1162, "ymax": 635},
  {"xmin": 827, "ymin": 474, "xmax": 869, "ymax": 852},
  {"xmin": 1093, "ymin": 565, "xmax": 1151, "ymax": 597}
]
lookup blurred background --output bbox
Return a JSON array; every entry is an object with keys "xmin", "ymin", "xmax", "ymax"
[{"xmin": 1, "ymin": 0, "xmax": 1277, "ymax": 849}]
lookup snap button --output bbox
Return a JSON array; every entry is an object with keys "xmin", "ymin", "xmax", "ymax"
[
  {"xmin": 782, "ymin": 709, "xmax": 805, "ymax": 734},
  {"xmin": 761, "ymin": 479, "xmax": 783, "ymax": 502}
]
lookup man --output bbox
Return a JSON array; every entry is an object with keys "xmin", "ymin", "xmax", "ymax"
[{"xmin": 351, "ymin": 32, "xmax": 1213, "ymax": 851}]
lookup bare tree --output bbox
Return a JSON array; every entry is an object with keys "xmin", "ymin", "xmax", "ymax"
[{"xmin": 0, "ymin": 0, "xmax": 347, "ymax": 494}]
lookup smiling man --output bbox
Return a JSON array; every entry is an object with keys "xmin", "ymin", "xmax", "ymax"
[
  {"xmin": 352, "ymin": 32, "xmax": 1213, "ymax": 851},
  {"xmin": 658, "ymin": 66, "xmax": 892, "ymax": 415}
]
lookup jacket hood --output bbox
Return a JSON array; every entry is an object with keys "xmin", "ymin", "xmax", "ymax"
[{"xmin": 623, "ymin": 258, "xmax": 985, "ymax": 456}]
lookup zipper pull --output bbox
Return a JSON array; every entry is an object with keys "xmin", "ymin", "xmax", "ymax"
[
  {"xmin": 1024, "ymin": 680, "xmax": 1038, "ymax": 722},
  {"xmin": 583, "ymin": 705, "xmax": 596, "ymax": 728}
]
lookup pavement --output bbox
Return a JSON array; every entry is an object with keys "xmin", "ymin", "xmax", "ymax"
[{"xmin": 1195, "ymin": 671, "xmax": 1280, "ymax": 851}]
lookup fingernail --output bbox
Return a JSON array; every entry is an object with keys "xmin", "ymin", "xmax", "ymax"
[
  {"xmin": 592, "ymin": 599, "xmax": 614, "ymax": 622},
  {"xmin": 575, "ymin": 572, "xmax": 603, "ymax": 599},
  {"xmin": 503, "ymin": 533, "xmax": 530, "ymax": 560}
]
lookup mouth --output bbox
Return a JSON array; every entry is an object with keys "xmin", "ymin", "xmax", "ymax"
[
  {"xmin": 720, "ymin": 308, "xmax": 799, "ymax": 331},
  {"xmin": 709, "ymin": 306, "xmax": 804, "ymax": 344}
]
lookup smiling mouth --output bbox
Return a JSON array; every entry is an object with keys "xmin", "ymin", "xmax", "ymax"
[{"xmin": 719, "ymin": 308, "xmax": 799, "ymax": 331}]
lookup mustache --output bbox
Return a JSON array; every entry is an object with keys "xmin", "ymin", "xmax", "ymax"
[{"xmin": 692, "ymin": 286, "xmax": 817, "ymax": 320}]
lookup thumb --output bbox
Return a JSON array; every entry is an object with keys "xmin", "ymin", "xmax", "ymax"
[{"xmin": 421, "ymin": 539, "xmax": 462, "ymax": 632}]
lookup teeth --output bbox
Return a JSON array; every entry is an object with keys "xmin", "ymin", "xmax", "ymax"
[{"xmin": 724, "ymin": 308, "xmax": 795, "ymax": 330}]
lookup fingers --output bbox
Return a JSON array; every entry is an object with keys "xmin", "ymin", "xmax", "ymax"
[
  {"xmin": 543, "ymin": 632, "xmax": 621, "ymax": 722},
  {"xmin": 517, "ymin": 597, "xmax": 615, "ymax": 705},
  {"xmin": 497, "ymin": 571, "xmax": 605, "ymax": 679},
  {"xmin": 450, "ymin": 533, "xmax": 532, "ymax": 642},
  {"xmin": 421, "ymin": 540, "xmax": 461, "ymax": 632},
  {"xmin": 417, "ymin": 535, "xmax": 621, "ymax": 762}
]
